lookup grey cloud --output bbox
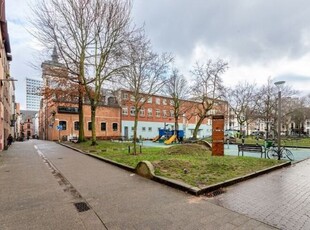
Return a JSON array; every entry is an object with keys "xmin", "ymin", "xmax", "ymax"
[
  {"xmin": 132, "ymin": 0, "xmax": 310, "ymax": 63},
  {"xmin": 275, "ymin": 73, "xmax": 310, "ymax": 83}
]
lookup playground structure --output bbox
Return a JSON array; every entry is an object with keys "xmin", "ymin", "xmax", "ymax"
[{"xmin": 152, "ymin": 129, "xmax": 184, "ymax": 145}]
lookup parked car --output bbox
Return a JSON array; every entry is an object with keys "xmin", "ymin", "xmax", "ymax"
[
  {"xmin": 224, "ymin": 134, "xmax": 236, "ymax": 143},
  {"xmin": 251, "ymin": 131, "xmax": 265, "ymax": 138}
]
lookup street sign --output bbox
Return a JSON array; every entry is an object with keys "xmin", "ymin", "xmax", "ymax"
[{"xmin": 57, "ymin": 125, "xmax": 63, "ymax": 131}]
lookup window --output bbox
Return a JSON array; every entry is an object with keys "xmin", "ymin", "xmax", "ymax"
[
  {"xmin": 74, "ymin": 121, "xmax": 79, "ymax": 130},
  {"xmin": 155, "ymin": 98, "xmax": 160, "ymax": 105},
  {"xmin": 101, "ymin": 122, "xmax": 106, "ymax": 131},
  {"xmin": 140, "ymin": 108, "xmax": 145, "ymax": 116},
  {"xmin": 147, "ymin": 108, "xmax": 153, "ymax": 117},
  {"xmin": 147, "ymin": 97, "xmax": 152, "ymax": 104},
  {"xmin": 130, "ymin": 95, "xmax": 135, "ymax": 101},
  {"xmin": 156, "ymin": 109, "xmax": 160, "ymax": 117},
  {"xmin": 170, "ymin": 100, "xmax": 174, "ymax": 106},
  {"xmin": 148, "ymin": 127, "xmax": 152, "ymax": 132},
  {"xmin": 88, "ymin": 122, "xmax": 92, "ymax": 131},
  {"xmin": 170, "ymin": 110, "xmax": 174, "ymax": 117},
  {"xmin": 122, "ymin": 93, "xmax": 128, "ymax": 100},
  {"xmin": 162, "ymin": 110, "xmax": 167, "ymax": 118},
  {"xmin": 59, "ymin": 121, "xmax": 67, "ymax": 130},
  {"xmin": 122, "ymin": 107, "xmax": 128, "ymax": 115},
  {"xmin": 130, "ymin": 106, "xmax": 135, "ymax": 116},
  {"xmin": 107, "ymin": 97, "xmax": 116, "ymax": 105},
  {"xmin": 163, "ymin": 99, "xmax": 167, "ymax": 105},
  {"xmin": 112, "ymin": 123, "xmax": 118, "ymax": 131},
  {"xmin": 142, "ymin": 127, "xmax": 146, "ymax": 131}
]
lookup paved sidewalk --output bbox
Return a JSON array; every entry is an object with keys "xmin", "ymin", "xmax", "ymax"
[
  {"xmin": 210, "ymin": 158, "xmax": 310, "ymax": 230},
  {"xmin": 0, "ymin": 140, "xmax": 276, "ymax": 229},
  {"xmin": 0, "ymin": 141, "xmax": 90, "ymax": 230}
]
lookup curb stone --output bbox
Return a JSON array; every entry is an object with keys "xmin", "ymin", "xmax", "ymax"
[{"xmin": 60, "ymin": 142, "xmax": 292, "ymax": 196}]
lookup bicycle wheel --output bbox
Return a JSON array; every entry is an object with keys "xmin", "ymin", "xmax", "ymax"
[
  {"xmin": 267, "ymin": 148, "xmax": 278, "ymax": 159},
  {"xmin": 281, "ymin": 148, "xmax": 294, "ymax": 161}
]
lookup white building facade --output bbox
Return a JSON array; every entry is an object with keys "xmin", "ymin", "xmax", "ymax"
[{"xmin": 26, "ymin": 78, "xmax": 43, "ymax": 111}]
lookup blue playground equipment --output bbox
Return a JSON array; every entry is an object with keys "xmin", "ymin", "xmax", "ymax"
[{"xmin": 153, "ymin": 129, "xmax": 184, "ymax": 144}]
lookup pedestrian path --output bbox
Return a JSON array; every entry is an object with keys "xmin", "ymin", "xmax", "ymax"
[
  {"xmin": 0, "ymin": 140, "xmax": 87, "ymax": 230},
  {"xmin": 210, "ymin": 158, "xmax": 310, "ymax": 230},
  {"xmin": 1, "ymin": 140, "xmax": 276, "ymax": 229}
]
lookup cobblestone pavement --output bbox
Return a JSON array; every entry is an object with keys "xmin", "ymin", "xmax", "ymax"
[{"xmin": 208, "ymin": 159, "xmax": 310, "ymax": 230}]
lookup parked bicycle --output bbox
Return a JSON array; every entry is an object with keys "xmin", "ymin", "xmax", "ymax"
[{"xmin": 266, "ymin": 140, "xmax": 294, "ymax": 161}]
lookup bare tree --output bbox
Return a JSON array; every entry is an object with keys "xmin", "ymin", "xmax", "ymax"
[
  {"xmin": 255, "ymin": 79, "xmax": 278, "ymax": 139},
  {"xmin": 256, "ymin": 78, "xmax": 298, "ymax": 138},
  {"xmin": 164, "ymin": 68, "xmax": 191, "ymax": 136},
  {"xmin": 286, "ymin": 96, "xmax": 310, "ymax": 136},
  {"xmin": 119, "ymin": 33, "xmax": 173, "ymax": 154},
  {"xmin": 226, "ymin": 81, "xmax": 259, "ymax": 136},
  {"xmin": 190, "ymin": 60, "xmax": 228, "ymax": 139},
  {"xmin": 31, "ymin": 0, "xmax": 134, "ymax": 145}
]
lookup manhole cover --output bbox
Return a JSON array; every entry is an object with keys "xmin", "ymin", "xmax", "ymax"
[{"xmin": 74, "ymin": 202, "xmax": 90, "ymax": 212}]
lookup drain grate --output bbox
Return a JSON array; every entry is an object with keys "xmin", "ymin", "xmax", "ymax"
[
  {"xmin": 205, "ymin": 188, "xmax": 226, "ymax": 198},
  {"xmin": 74, "ymin": 202, "xmax": 90, "ymax": 212}
]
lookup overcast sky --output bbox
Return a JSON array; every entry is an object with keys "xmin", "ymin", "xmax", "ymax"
[{"xmin": 7, "ymin": 0, "xmax": 310, "ymax": 109}]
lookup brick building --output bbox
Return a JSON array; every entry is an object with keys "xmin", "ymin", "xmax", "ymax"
[
  {"xmin": 117, "ymin": 89, "xmax": 228, "ymax": 140},
  {"xmin": 39, "ymin": 48, "xmax": 229, "ymax": 142},
  {"xmin": 0, "ymin": 0, "xmax": 15, "ymax": 150},
  {"xmin": 39, "ymin": 49, "xmax": 122, "ymax": 141},
  {"xmin": 20, "ymin": 110, "xmax": 37, "ymax": 139}
]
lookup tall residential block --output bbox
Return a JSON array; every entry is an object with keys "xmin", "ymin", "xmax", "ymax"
[{"xmin": 26, "ymin": 77, "xmax": 42, "ymax": 111}]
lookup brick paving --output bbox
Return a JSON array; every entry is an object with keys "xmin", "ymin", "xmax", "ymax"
[{"xmin": 209, "ymin": 159, "xmax": 310, "ymax": 230}]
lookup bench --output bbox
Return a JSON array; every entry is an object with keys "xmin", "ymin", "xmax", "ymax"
[{"xmin": 238, "ymin": 144, "xmax": 265, "ymax": 158}]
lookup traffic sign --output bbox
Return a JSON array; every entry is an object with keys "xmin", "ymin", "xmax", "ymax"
[{"xmin": 57, "ymin": 125, "xmax": 63, "ymax": 131}]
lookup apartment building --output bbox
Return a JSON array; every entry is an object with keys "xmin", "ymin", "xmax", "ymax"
[
  {"xmin": 20, "ymin": 110, "xmax": 37, "ymax": 139},
  {"xmin": 0, "ymin": 0, "xmax": 14, "ymax": 150},
  {"xmin": 26, "ymin": 77, "xmax": 43, "ymax": 111},
  {"xmin": 39, "ymin": 49, "xmax": 122, "ymax": 141},
  {"xmin": 38, "ymin": 47, "xmax": 229, "ymax": 141},
  {"xmin": 117, "ymin": 89, "xmax": 229, "ymax": 140}
]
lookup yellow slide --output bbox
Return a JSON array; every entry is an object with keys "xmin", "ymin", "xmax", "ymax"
[
  {"xmin": 164, "ymin": 135, "xmax": 177, "ymax": 145},
  {"xmin": 152, "ymin": 135, "xmax": 160, "ymax": 142}
]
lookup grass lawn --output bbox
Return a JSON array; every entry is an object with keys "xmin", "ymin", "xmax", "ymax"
[{"xmin": 65, "ymin": 140, "xmax": 284, "ymax": 188}]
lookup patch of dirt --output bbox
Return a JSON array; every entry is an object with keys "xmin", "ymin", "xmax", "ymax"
[{"xmin": 162, "ymin": 144, "xmax": 210, "ymax": 155}]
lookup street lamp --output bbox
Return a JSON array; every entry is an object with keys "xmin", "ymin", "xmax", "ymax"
[
  {"xmin": 0, "ymin": 78, "xmax": 17, "ymax": 83},
  {"xmin": 274, "ymin": 80, "xmax": 285, "ymax": 160}
]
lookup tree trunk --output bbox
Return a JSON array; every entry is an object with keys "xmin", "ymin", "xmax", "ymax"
[
  {"xmin": 78, "ymin": 90, "xmax": 85, "ymax": 143},
  {"xmin": 90, "ymin": 104, "xmax": 97, "ymax": 146},
  {"xmin": 192, "ymin": 116, "xmax": 204, "ymax": 139},
  {"xmin": 174, "ymin": 115, "xmax": 179, "ymax": 138},
  {"xmin": 132, "ymin": 112, "xmax": 139, "ymax": 155}
]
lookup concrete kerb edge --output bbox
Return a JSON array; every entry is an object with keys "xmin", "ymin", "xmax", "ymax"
[{"xmin": 59, "ymin": 142, "xmax": 291, "ymax": 196}]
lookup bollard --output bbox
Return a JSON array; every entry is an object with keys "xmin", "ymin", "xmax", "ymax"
[
  {"xmin": 128, "ymin": 146, "xmax": 130, "ymax": 154},
  {"xmin": 140, "ymin": 145, "xmax": 142, "ymax": 154}
]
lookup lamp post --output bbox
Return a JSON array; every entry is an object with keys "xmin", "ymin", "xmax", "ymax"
[{"xmin": 274, "ymin": 80, "xmax": 285, "ymax": 160}]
